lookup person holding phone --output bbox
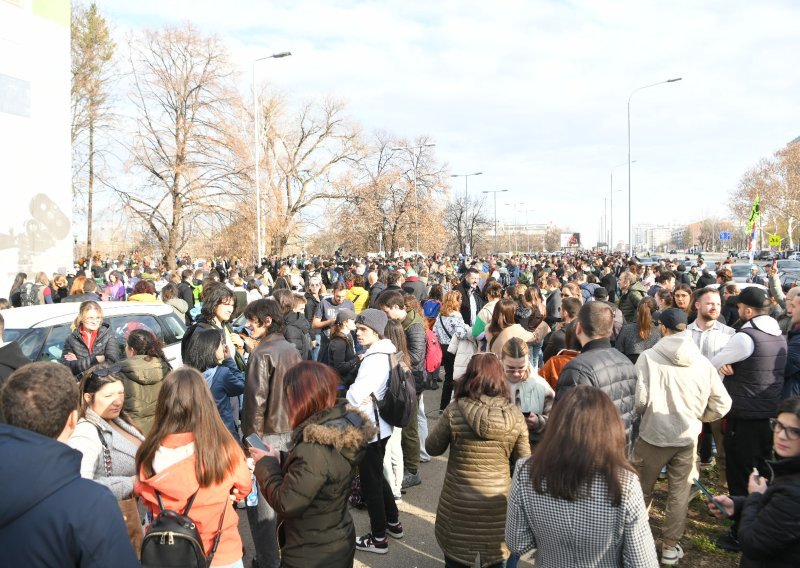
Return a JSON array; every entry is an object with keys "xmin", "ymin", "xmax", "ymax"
[
  {"xmin": 248, "ymin": 361, "xmax": 374, "ymax": 568},
  {"xmin": 708, "ymin": 396, "xmax": 800, "ymax": 567}
]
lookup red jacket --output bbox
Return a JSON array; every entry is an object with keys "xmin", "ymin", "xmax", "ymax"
[{"xmin": 135, "ymin": 433, "xmax": 252, "ymax": 566}]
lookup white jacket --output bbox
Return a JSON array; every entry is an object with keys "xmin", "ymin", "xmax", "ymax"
[
  {"xmin": 346, "ymin": 338, "xmax": 396, "ymax": 442},
  {"xmin": 635, "ymin": 331, "xmax": 732, "ymax": 447}
]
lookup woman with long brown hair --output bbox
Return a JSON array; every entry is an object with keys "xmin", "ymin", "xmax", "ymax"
[
  {"xmin": 506, "ymin": 386, "xmax": 658, "ymax": 567},
  {"xmin": 426, "ymin": 353, "xmax": 529, "ymax": 567},
  {"xmin": 249, "ymin": 362, "xmax": 375, "ymax": 567},
  {"xmin": 614, "ymin": 296, "xmax": 661, "ymax": 364},
  {"xmin": 135, "ymin": 367, "xmax": 251, "ymax": 568},
  {"xmin": 486, "ymin": 298, "xmax": 549, "ymax": 357}
]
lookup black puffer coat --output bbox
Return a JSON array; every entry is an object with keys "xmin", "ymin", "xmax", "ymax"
[
  {"xmin": 255, "ymin": 402, "xmax": 376, "ymax": 568},
  {"xmin": 734, "ymin": 456, "xmax": 800, "ymax": 568},
  {"xmin": 284, "ymin": 312, "xmax": 312, "ymax": 360},
  {"xmin": 555, "ymin": 338, "xmax": 638, "ymax": 443},
  {"xmin": 60, "ymin": 323, "xmax": 119, "ymax": 377},
  {"xmin": 327, "ymin": 335, "xmax": 359, "ymax": 387}
]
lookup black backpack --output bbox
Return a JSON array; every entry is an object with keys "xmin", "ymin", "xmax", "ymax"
[
  {"xmin": 370, "ymin": 352, "xmax": 418, "ymax": 428},
  {"xmin": 19, "ymin": 282, "xmax": 39, "ymax": 306},
  {"xmin": 140, "ymin": 489, "xmax": 227, "ymax": 568}
]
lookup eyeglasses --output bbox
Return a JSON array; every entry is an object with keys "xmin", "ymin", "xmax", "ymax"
[
  {"xmin": 91, "ymin": 363, "xmax": 123, "ymax": 378},
  {"xmin": 84, "ymin": 316, "xmax": 103, "ymax": 322},
  {"xmin": 770, "ymin": 418, "xmax": 800, "ymax": 440}
]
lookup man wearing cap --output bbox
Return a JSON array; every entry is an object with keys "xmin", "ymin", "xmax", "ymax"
[
  {"xmin": 401, "ymin": 268, "xmax": 426, "ymax": 303},
  {"xmin": 631, "ymin": 308, "xmax": 732, "ymax": 565},
  {"xmin": 346, "ymin": 308, "xmax": 404, "ymax": 554},
  {"xmin": 746, "ymin": 265, "xmax": 766, "ymax": 286},
  {"xmin": 710, "ymin": 286, "xmax": 787, "ymax": 552},
  {"xmin": 688, "ymin": 287, "xmax": 736, "ymax": 476}
]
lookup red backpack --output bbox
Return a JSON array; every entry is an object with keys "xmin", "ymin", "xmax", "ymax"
[{"xmin": 424, "ymin": 328, "xmax": 442, "ymax": 373}]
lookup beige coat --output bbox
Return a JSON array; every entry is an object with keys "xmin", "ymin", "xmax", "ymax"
[{"xmin": 426, "ymin": 395, "xmax": 530, "ymax": 566}]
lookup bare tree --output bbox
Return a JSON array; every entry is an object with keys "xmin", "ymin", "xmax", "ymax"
[
  {"xmin": 256, "ymin": 95, "xmax": 363, "ymax": 257},
  {"xmin": 118, "ymin": 24, "xmax": 247, "ymax": 270},
  {"xmin": 443, "ymin": 192, "xmax": 491, "ymax": 255},
  {"xmin": 71, "ymin": 2, "xmax": 115, "ymax": 261}
]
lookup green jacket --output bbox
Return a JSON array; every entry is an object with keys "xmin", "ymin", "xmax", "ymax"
[
  {"xmin": 119, "ymin": 355, "xmax": 170, "ymax": 435},
  {"xmin": 255, "ymin": 402, "xmax": 376, "ymax": 568},
  {"xmin": 618, "ymin": 281, "xmax": 648, "ymax": 324}
]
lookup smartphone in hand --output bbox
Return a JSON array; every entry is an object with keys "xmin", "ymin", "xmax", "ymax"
[
  {"xmin": 245, "ymin": 433, "xmax": 270, "ymax": 452},
  {"xmin": 693, "ymin": 478, "xmax": 728, "ymax": 517}
]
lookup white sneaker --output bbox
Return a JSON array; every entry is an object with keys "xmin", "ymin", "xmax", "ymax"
[{"xmin": 661, "ymin": 543, "xmax": 684, "ymax": 565}]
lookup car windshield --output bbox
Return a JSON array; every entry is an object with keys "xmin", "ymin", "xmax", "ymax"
[
  {"xmin": 777, "ymin": 260, "xmax": 800, "ymax": 271},
  {"xmin": 731, "ymin": 265, "xmax": 762, "ymax": 277}
]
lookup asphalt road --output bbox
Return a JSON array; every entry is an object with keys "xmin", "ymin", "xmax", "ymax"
[{"xmin": 237, "ymin": 388, "xmax": 534, "ymax": 568}]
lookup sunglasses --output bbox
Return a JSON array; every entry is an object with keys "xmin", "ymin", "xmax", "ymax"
[
  {"xmin": 91, "ymin": 363, "xmax": 123, "ymax": 377},
  {"xmin": 770, "ymin": 418, "xmax": 800, "ymax": 441}
]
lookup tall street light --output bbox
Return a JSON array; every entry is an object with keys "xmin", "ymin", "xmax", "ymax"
[
  {"xmin": 451, "ymin": 171, "xmax": 483, "ymax": 255},
  {"xmin": 392, "ymin": 143, "xmax": 436, "ymax": 254},
  {"xmin": 253, "ymin": 51, "xmax": 291, "ymax": 263},
  {"xmin": 483, "ymin": 189, "xmax": 508, "ymax": 253},
  {"xmin": 610, "ymin": 160, "xmax": 634, "ymax": 250},
  {"xmin": 628, "ymin": 77, "xmax": 681, "ymax": 256}
]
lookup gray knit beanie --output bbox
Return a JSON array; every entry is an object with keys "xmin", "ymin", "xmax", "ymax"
[{"xmin": 355, "ymin": 308, "xmax": 387, "ymax": 336}]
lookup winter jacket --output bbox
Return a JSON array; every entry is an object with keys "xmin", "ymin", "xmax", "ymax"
[
  {"xmin": 785, "ymin": 324, "xmax": 800, "ymax": 398},
  {"xmin": 401, "ymin": 276, "xmax": 426, "ymax": 304},
  {"xmin": 285, "ymin": 312, "xmax": 312, "ymax": 360},
  {"xmin": 425, "ymin": 395, "xmax": 530, "ymax": 566},
  {"xmin": 453, "ymin": 280, "xmax": 485, "ymax": 326},
  {"xmin": 634, "ymin": 331, "xmax": 731, "ymax": 447},
  {"xmin": 345, "ymin": 338, "xmax": 396, "ymax": 442},
  {"xmin": 67, "ymin": 408, "xmax": 145, "ymax": 499},
  {"xmin": 367, "ymin": 281, "xmax": 386, "ymax": 308},
  {"xmin": 615, "ymin": 322, "xmax": 662, "ymax": 364},
  {"xmin": 731, "ymin": 456, "xmax": 800, "ymax": 568},
  {"xmin": 538, "ymin": 348, "xmax": 579, "ymax": 391},
  {"xmin": 488, "ymin": 323, "xmax": 549, "ymax": 358},
  {"xmin": 165, "ymin": 297, "xmax": 189, "ymax": 322},
  {"xmin": 401, "ymin": 309, "xmax": 427, "ymax": 394},
  {"xmin": 0, "ymin": 341, "xmax": 29, "ymax": 387},
  {"xmin": 556, "ymin": 338, "xmax": 638, "ymax": 444},
  {"xmin": 722, "ymin": 295, "xmax": 740, "ymax": 327},
  {"xmin": 767, "ymin": 272, "xmax": 786, "ymax": 309},
  {"xmin": 119, "ymin": 354, "xmax": 170, "ymax": 435},
  {"xmin": 61, "ymin": 292, "xmax": 102, "ymax": 304},
  {"xmin": 345, "ymin": 285, "xmax": 370, "ymax": 314},
  {"xmin": 506, "ymin": 459, "xmax": 659, "ymax": 568},
  {"xmin": 135, "ymin": 432, "xmax": 252, "ymax": 567},
  {"xmin": 544, "ymin": 288, "xmax": 562, "ymax": 327},
  {"xmin": 304, "ymin": 292, "xmax": 322, "ymax": 338},
  {"xmin": 508, "ymin": 366, "xmax": 554, "ymax": 446},
  {"xmin": 243, "ymin": 333, "xmax": 301, "ymax": 438},
  {"xmin": 60, "ymin": 323, "xmax": 120, "ymax": 377},
  {"xmin": 327, "ymin": 334, "xmax": 359, "ymax": 387},
  {"xmin": 452, "ymin": 335, "xmax": 478, "ymax": 383},
  {"xmin": 254, "ymin": 402, "xmax": 376, "ymax": 568},
  {"xmin": 127, "ymin": 292, "xmax": 160, "ymax": 303},
  {"xmin": 618, "ymin": 281, "xmax": 648, "ymax": 323},
  {"xmin": 433, "ymin": 312, "xmax": 472, "ymax": 347},
  {"xmin": 202, "ymin": 357, "xmax": 245, "ymax": 439},
  {"xmin": 0, "ymin": 424, "xmax": 139, "ymax": 568}
]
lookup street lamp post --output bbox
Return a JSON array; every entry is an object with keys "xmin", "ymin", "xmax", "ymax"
[
  {"xmin": 483, "ymin": 189, "xmax": 508, "ymax": 253},
  {"xmin": 392, "ymin": 143, "xmax": 436, "ymax": 254},
  {"xmin": 610, "ymin": 160, "xmax": 633, "ymax": 251},
  {"xmin": 451, "ymin": 171, "xmax": 483, "ymax": 255},
  {"xmin": 253, "ymin": 51, "xmax": 291, "ymax": 263},
  {"xmin": 628, "ymin": 77, "xmax": 681, "ymax": 256}
]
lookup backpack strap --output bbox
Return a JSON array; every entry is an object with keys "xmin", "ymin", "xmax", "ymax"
[
  {"xmin": 367, "ymin": 353, "xmax": 393, "ymax": 429},
  {"xmin": 206, "ymin": 499, "xmax": 228, "ymax": 565}
]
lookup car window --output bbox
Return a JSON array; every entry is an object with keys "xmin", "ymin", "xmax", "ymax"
[
  {"xmin": 4, "ymin": 328, "xmax": 47, "ymax": 361},
  {"xmin": 107, "ymin": 315, "xmax": 164, "ymax": 356},
  {"xmin": 41, "ymin": 325, "xmax": 72, "ymax": 361},
  {"xmin": 158, "ymin": 312, "xmax": 186, "ymax": 344}
]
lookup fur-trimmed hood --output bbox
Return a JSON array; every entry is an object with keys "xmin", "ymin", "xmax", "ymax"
[{"xmin": 291, "ymin": 401, "xmax": 377, "ymax": 465}]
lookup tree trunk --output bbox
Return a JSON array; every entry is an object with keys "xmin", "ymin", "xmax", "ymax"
[{"xmin": 87, "ymin": 120, "xmax": 94, "ymax": 261}]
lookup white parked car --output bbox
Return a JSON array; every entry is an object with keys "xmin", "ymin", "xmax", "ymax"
[
  {"xmin": 736, "ymin": 251, "xmax": 751, "ymax": 259},
  {"xmin": 1, "ymin": 301, "xmax": 186, "ymax": 368}
]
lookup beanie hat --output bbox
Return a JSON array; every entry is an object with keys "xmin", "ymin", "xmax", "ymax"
[
  {"xmin": 355, "ymin": 308, "xmax": 387, "ymax": 336},
  {"xmin": 738, "ymin": 286, "xmax": 770, "ymax": 309}
]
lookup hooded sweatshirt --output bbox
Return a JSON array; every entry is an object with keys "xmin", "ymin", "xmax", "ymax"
[
  {"xmin": 0, "ymin": 424, "xmax": 140, "ymax": 567},
  {"xmin": 346, "ymin": 338, "xmax": 396, "ymax": 441},
  {"xmin": 635, "ymin": 331, "xmax": 732, "ymax": 447},
  {"xmin": 135, "ymin": 432, "xmax": 252, "ymax": 567}
]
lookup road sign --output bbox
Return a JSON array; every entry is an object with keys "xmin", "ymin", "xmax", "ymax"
[
  {"xmin": 719, "ymin": 231, "xmax": 731, "ymax": 241},
  {"xmin": 769, "ymin": 235, "xmax": 781, "ymax": 247}
]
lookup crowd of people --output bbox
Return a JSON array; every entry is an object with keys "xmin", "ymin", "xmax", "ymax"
[{"xmin": 0, "ymin": 248, "xmax": 799, "ymax": 567}]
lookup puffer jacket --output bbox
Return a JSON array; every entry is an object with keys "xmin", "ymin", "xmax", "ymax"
[
  {"xmin": 345, "ymin": 285, "xmax": 369, "ymax": 314},
  {"xmin": 402, "ymin": 309, "xmax": 427, "ymax": 394},
  {"xmin": 255, "ymin": 402, "xmax": 376, "ymax": 568},
  {"xmin": 119, "ymin": 354, "xmax": 170, "ymax": 435},
  {"xmin": 327, "ymin": 334, "xmax": 359, "ymax": 387},
  {"xmin": 556, "ymin": 338, "xmax": 638, "ymax": 444},
  {"xmin": 285, "ymin": 312, "xmax": 312, "ymax": 360},
  {"xmin": 733, "ymin": 456, "xmax": 800, "ymax": 568},
  {"xmin": 618, "ymin": 281, "xmax": 648, "ymax": 323},
  {"xmin": 60, "ymin": 323, "xmax": 120, "ymax": 377},
  {"xmin": 426, "ymin": 395, "xmax": 530, "ymax": 567},
  {"xmin": 202, "ymin": 358, "xmax": 246, "ymax": 439}
]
